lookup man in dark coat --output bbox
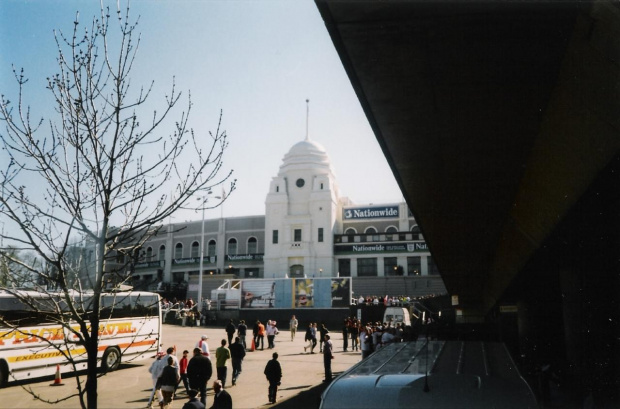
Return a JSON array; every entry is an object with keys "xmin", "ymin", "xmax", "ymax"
[
  {"xmin": 160, "ymin": 356, "xmax": 181, "ymax": 408},
  {"xmin": 229, "ymin": 336, "xmax": 246, "ymax": 386},
  {"xmin": 225, "ymin": 319, "xmax": 236, "ymax": 346},
  {"xmin": 209, "ymin": 379, "xmax": 232, "ymax": 409},
  {"xmin": 187, "ymin": 347, "xmax": 213, "ymax": 407},
  {"xmin": 237, "ymin": 319, "xmax": 248, "ymax": 349},
  {"xmin": 319, "ymin": 323, "xmax": 329, "ymax": 353},
  {"xmin": 182, "ymin": 389, "xmax": 205, "ymax": 409},
  {"xmin": 264, "ymin": 352, "xmax": 282, "ymax": 404}
]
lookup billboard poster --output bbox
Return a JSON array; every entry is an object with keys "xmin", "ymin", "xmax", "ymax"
[
  {"xmin": 241, "ymin": 279, "xmax": 276, "ymax": 308},
  {"xmin": 330, "ymin": 278, "xmax": 350, "ymax": 307},
  {"xmin": 295, "ymin": 279, "xmax": 314, "ymax": 307}
]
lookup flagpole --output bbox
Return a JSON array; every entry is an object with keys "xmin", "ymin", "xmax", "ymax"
[{"xmin": 305, "ymin": 99, "xmax": 310, "ymax": 141}]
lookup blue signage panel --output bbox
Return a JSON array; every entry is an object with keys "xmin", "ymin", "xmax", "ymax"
[
  {"xmin": 343, "ymin": 205, "xmax": 399, "ymax": 220},
  {"xmin": 334, "ymin": 242, "xmax": 428, "ymax": 254}
]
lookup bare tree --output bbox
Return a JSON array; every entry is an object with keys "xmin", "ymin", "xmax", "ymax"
[
  {"xmin": 0, "ymin": 247, "xmax": 41, "ymax": 287},
  {"xmin": 0, "ymin": 2, "xmax": 234, "ymax": 408}
]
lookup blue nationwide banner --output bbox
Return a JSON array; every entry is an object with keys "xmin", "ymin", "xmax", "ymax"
[{"xmin": 343, "ymin": 205, "xmax": 399, "ymax": 220}]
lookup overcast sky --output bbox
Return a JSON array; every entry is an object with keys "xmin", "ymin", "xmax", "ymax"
[{"xmin": 0, "ymin": 0, "xmax": 403, "ymax": 225}]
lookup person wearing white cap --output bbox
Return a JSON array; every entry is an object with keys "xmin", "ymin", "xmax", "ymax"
[{"xmin": 196, "ymin": 335, "xmax": 210, "ymax": 358}]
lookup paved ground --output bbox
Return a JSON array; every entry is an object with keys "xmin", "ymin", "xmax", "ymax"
[{"xmin": 2, "ymin": 324, "xmax": 361, "ymax": 409}]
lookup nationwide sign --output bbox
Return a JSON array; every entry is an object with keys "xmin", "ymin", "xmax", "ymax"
[
  {"xmin": 334, "ymin": 241, "xmax": 428, "ymax": 254},
  {"xmin": 343, "ymin": 205, "xmax": 399, "ymax": 220},
  {"xmin": 226, "ymin": 254, "xmax": 264, "ymax": 262},
  {"xmin": 135, "ymin": 260, "xmax": 164, "ymax": 269},
  {"xmin": 172, "ymin": 256, "xmax": 216, "ymax": 265}
]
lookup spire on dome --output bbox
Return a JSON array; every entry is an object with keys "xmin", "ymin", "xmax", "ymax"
[{"xmin": 305, "ymin": 99, "xmax": 310, "ymax": 141}]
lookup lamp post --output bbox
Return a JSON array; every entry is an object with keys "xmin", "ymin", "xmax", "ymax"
[
  {"xmin": 196, "ymin": 191, "xmax": 213, "ymax": 310},
  {"xmin": 196, "ymin": 192, "xmax": 221, "ymax": 313}
]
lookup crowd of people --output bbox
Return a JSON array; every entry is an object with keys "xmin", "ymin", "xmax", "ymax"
[
  {"xmin": 160, "ymin": 298, "xmax": 213, "ymax": 327},
  {"xmin": 353, "ymin": 294, "xmax": 412, "ymax": 306},
  {"xmin": 353, "ymin": 293, "xmax": 442, "ymax": 306},
  {"xmin": 302, "ymin": 317, "xmax": 407, "ymax": 357},
  {"xmin": 147, "ymin": 335, "xmax": 249, "ymax": 409},
  {"xmin": 147, "ymin": 317, "xmax": 286, "ymax": 409},
  {"xmin": 146, "ymin": 314, "xmax": 410, "ymax": 408}
]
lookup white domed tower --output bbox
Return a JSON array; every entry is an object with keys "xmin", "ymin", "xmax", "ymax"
[{"xmin": 264, "ymin": 136, "xmax": 342, "ymax": 278}]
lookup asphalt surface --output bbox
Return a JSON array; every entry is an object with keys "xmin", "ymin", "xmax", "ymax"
[{"xmin": 1, "ymin": 323, "xmax": 361, "ymax": 409}]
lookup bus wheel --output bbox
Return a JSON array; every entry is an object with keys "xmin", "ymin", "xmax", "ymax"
[
  {"xmin": 0, "ymin": 361, "xmax": 8, "ymax": 387},
  {"xmin": 102, "ymin": 347, "xmax": 121, "ymax": 372}
]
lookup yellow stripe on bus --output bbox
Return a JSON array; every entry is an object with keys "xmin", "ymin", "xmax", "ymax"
[{"xmin": 7, "ymin": 339, "xmax": 156, "ymax": 363}]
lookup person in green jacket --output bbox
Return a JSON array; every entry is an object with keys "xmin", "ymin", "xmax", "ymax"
[{"xmin": 214, "ymin": 339, "xmax": 231, "ymax": 388}]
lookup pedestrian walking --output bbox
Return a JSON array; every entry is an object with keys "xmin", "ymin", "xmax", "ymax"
[
  {"xmin": 215, "ymin": 339, "xmax": 231, "ymax": 388},
  {"xmin": 289, "ymin": 315, "xmax": 298, "ymax": 341},
  {"xmin": 253, "ymin": 320, "xmax": 260, "ymax": 348},
  {"xmin": 160, "ymin": 356, "xmax": 181, "ymax": 408},
  {"xmin": 187, "ymin": 347, "xmax": 213, "ymax": 407},
  {"xmin": 266, "ymin": 320, "xmax": 278, "ymax": 349},
  {"xmin": 182, "ymin": 390, "xmax": 204, "ymax": 409},
  {"xmin": 161, "ymin": 346, "xmax": 180, "ymax": 374},
  {"xmin": 319, "ymin": 323, "xmax": 329, "ymax": 352},
  {"xmin": 147, "ymin": 353, "xmax": 164, "ymax": 409},
  {"xmin": 229, "ymin": 337, "xmax": 246, "ymax": 386},
  {"xmin": 310, "ymin": 323, "xmax": 318, "ymax": 353},
  {"xmin": 303, "ymin": 323, "xmax": 314, "ymax": 353},
  {"xmin": 210, "ymin": 379, "xmax": 232, "ymax": 409},
  {"xmin": 264, "ymin": 352, "xmax": 282, "ymax": 404},
  {"xmin": 342, "ymin": 319, "xmax": 349, "ymax": 352},
  {"xmin": 237, "ymin": 320, "xmax": 248, "ymax": 349},
  {"xmin": 350, "ymin": 319, "xmax": 359, "ymax": 351},
  {"xmin": 225, "ymin": 319, "xmax": 236, "ymax": 347},
  {"xmin": 196, "ymin": 335, "xmax": 210, "ymax": 358},
  {"xmin": 323, "ymin": 334, "xmax": 334, "ymax": 382},
  {"xmin": 257, "ymin": 320, "xmax": 265, "ymax": 350},
  {"xmin": 360, "ymin": 326, "xmax": 373, "ymax": 359},
  {"xmin": 177, "ymin": 350, "xmax": 190, "ymax": 395}
]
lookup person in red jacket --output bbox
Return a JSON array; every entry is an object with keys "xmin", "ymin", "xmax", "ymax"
[{"xmin": 177, "ymin": 350, "xmax": 190, "ymax": 395}]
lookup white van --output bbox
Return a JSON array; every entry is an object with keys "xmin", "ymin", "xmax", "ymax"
[{"xmin": 383, "ymin": 306, "xmax": 411, "ymax": 326}]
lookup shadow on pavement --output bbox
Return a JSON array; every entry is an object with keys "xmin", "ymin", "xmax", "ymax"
[{"xmin": 272, "ymin": 381, "xmax": 329, "ymax": 409}]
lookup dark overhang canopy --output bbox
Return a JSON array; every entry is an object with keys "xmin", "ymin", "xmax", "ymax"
[{"xmin": 316, "ymin": 0, "xmax": 620, "ymax": 314}]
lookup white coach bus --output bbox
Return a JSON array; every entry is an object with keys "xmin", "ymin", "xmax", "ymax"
[{"xmin": 0, "ymin": 290, "xmax": 161, "ymax": 387}]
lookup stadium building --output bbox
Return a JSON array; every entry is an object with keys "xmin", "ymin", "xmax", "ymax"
[{"xmin": 127, "ymin": 137, "xmax": 446, "ymax": 302}]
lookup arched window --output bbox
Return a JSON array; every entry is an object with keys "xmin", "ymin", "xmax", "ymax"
[
  {"xmin": 344, "ymin": 228, "xmax": 357, "ymax": 235},
  {"xmin": 227, "ymin": 238, "xmax": 237, "ymax": 255},
  {"xmin": 247, "ymin": 237, "xmax": 257, "ymax": 254},
  {"xmin": 385, "ymin": 226, "xmax": 398, "ymax": 241},
  {"xmin": 175, "ymin": 243, "xmax": 183, "ymax": 259},
  {"xmin": 208, "ymin": 240, "xmax": 216, "ymax": 257},
  {"xmin": 135, "ymin": 247, "xmax": 143, "ymax": 261},
  {"xmin": 365, "ymin": 227, "xmax": 379, "ymax": 242},
  {"xmin": 146, "ymin": 247, "xmax": 153, "ymax": 260},
  {"xmin": 191, "ymin": 241, "xmax": 200, "ymax": 258},
  {"xmin": 411, "ymin": 224, "xmax": 421, "ymax": 234},
  {"xmin": 158, "ymin": 245, "xmax": 166, "ymax": 261}
]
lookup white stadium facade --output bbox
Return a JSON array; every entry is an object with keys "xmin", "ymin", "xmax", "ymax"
[{"xmin": 126, "ymin": 137, "xmax": 447, "ymax": 303}]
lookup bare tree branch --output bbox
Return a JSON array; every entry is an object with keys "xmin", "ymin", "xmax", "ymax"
[{"xmin": 0, "ymin": 2, "xmax": 234, "ymax": 408}]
